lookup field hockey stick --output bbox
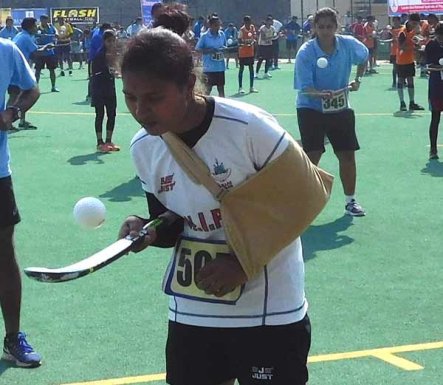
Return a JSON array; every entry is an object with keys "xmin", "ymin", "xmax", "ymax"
[{"xmin": 24, "ymin": 217, "xmax": 166, "ymax": 283}]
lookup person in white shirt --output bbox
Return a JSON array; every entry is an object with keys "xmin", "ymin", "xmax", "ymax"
[
  {"xmin": 116, "ymin": 7, "xmax": 332, "ymax": 385},
  {"xmin": 126, "ymin": 17, "xmax": 145, "ymax": 37},
  {"xmin": 255, "ymin": 16, "xmax": 276, "ymax": 79}
]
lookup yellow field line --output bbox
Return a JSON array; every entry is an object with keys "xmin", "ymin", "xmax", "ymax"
[
  {"xmin": 28, "ymin": 110, "xmax": 429, "ymax": 118},
  {"xmin": 61, "ymin": 340, "xmax": 443, "ymax": 385}
]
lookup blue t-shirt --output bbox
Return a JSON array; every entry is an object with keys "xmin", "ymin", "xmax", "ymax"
[
  {"xmin": 36, "ymin": 24, "xmax": 56, "ymax": 56},
  {"xmin": 224, "ymin": 27, "xmax": 238, "ymax": 46},
  {"xmin": 285, "ymin": 21, "xmax": 301, "ymax": 41},
  {"xmin": 195, "ymin": 30, "xmax": 226, "ymax": 73},
  {"xmin": 295, "ymin": 35, "xmax": 368, "ymax": 111},
  {"xmin": 0, "ymin": 38, "xmax": 36, "ymax": 178},
  {"xmin": 89, "ymin": 28, "xmax": 104, "ymax": 61},
  {"xmin": 0, "ymin": 26, "xmax": 19, "ymax": 40},
  {"xmin": 13, "ymin": 30, "xmax": 37, "ymax": 61}
]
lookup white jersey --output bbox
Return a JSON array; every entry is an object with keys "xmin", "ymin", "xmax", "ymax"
[{"xmin": 130, "ymin": 97, "xmax": 307, "ymax": 328}]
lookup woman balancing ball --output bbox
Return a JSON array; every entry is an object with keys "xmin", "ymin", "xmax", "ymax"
[{"xmin": 117, "ymin": 6, "xmax": 332, "ymax": 385}]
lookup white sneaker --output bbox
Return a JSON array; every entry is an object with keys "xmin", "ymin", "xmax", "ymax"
[
  {"xmin": 264, "ymin": 73, "xmax": 272, "ymax": 79},
  {"xmin": 238, "ymin": 88, "xmax": 245, "ymax": 94},
  {"xmin": 345, "ymin": 200, "xmax": 366, "ymax": 217},
  {"xmin": 254, "ymin": 74, "xmax": 259, "ymax": 79},
  {"xmin": 249, "ymin": 87, "xmax": 259, "ymax": 93}
]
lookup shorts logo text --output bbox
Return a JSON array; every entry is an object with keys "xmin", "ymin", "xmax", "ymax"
[{"xmin": 251, "ymin": 366, "xmax": 274, "ymax": 380}]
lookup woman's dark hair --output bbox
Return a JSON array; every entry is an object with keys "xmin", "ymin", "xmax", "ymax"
[
  {"xmin": 103, "ymin": 29, "xmax": 116, "ymax": 42},
  {"xmin": 314, "ymin": 7, "xmax": 338, "ymax": 26},
  {"xmin": 153, "ymin": 4, "xmax": 190, "ymax": 36},
  {"xmin": 121, "ymin": 28, "xmax": 193, "ymax": 88}
]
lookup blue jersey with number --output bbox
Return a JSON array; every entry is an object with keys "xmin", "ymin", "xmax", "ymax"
[
  {"xmin": 196, "ymin": 30, "xmax": 226, "ymax": 73},
  {"xmin": 295, "ymin": 34, "xmax": 368, "ymax": 112}
]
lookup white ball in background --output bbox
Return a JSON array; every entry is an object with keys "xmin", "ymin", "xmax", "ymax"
[
  {"xmin": 439, "ymin": 58, "xmax": 443, "ymax": 65},
  {"xmin": 73, "ymin": 197, "xmax": 106, "ymax": 229},
  {"xmin": 317, "ymin": 57, "xmax": 328, "ymax": 69}
]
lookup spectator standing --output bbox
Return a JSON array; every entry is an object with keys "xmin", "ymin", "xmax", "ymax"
[
  {"xmin": 54, "ymin": 16, "xmax": 73, "ymax": 76},
  {"xmin": 35, "ymin": 15, "xmax": 59, "ymax": 92},
  {"xmin": 224, "ymin": 23, "xmax": 238, "ymax": 69},
  {"xmin": 0, "ymin": 16, "xmax": 18, "ymax": 40},
  {"xmin": 284, "ymin": 16, "xmax": 301, "ymax": 63}
]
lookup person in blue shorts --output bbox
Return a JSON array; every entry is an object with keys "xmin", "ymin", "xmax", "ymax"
[
  {"xmin": 295, "ymin": 7, "xmax": 368, "ymax": 216},
  {"xmin": 0, "ymin": 36, "xmax": 41, "ymax": 368},
  {"xmin": 195, "ymin": 15, "xmax": 227, "ymax": 97}
]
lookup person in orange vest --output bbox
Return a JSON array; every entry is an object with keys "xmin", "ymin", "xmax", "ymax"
[{"xmin": 396, "ymin": 13, "xmax": 424, "ymax": 111}]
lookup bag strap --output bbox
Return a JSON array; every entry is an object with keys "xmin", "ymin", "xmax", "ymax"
[{"xmin": 162, "ymin": 132, "xmax": 228, "ymax": 201}]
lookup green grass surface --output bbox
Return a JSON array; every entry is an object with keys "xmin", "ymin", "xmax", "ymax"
[{"xmin": 0, "ymin": 62, "xmax": 441, "ymax": 385}]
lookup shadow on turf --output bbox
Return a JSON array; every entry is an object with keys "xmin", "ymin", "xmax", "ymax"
[
  {"xmin": 0, "ymin": 359, "xmax": 13, "ymax": 375},
  {"xmin": 99, "ymin": 176, "xmax": 144, "ymax": 202},
  {"xmin": 67, "ymin": 152, "xmax": 110, "ymax": 165},
  {"xmin": 302, "ymin": 215, "xmax": 354, "ymax": 261},
  {"xmin": 421, "ymin": 159, "xmax": 443, "ymax": 177}
]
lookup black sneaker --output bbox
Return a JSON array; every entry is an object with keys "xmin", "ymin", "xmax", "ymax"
[
  {"xmin": 68, "ymin": 70, "xmax": 72, "ymax": 76},
  {"xmin": 400, "ymin": 102, "xmax": 407, "ymax": 111},
  {"xmin": 409, "ymin": 102, "xmax": 424, "ymax": 111},
  {"xmin": 345, "ymin": 199, "xmax": 366, "ymax": 217},
  {"xmin": 2, "ymin": 332, "xmax": 41, "ymax": 368},
  {"xmin": 60, "ymin": 70, "xmax": 65, "ymax": 77},
  {"xmin": 429, "ymin": 150, "xmax": 439, "ymax": 160}
]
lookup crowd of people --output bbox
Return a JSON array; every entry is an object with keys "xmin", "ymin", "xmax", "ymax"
[{"xmin": 0, "ymin": 3, "xmax": 442, "ymax": 384}]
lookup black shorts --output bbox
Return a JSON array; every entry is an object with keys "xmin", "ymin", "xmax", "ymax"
[
  {"xmin": 390, "ymin": 55, "xmax": 397, "ymax": 64},
  {"xmin": 239, "ymin": 57, "xmax": 254, "ymax": 66},
  {"xmin": 286, "ymin": 40, "xmax": 298, "ymax": 50},
  {"xmin": 257, "ymin": 45, "xmax": 273, "ymax": 60},
  {"xmin": 204, "ymin": 71, "xmax": 225, "ymax": 87},
  {"xmin": 34, "ymin": 55, "xmax": 58, "ymax": 70},
  {"xmin": 297, "ymin": 108, "xmax": 360, "ymax": 153},
  {"xmin": 56, "ymin": 44, "xmax": 71, "ymax": 57},
  {"xmin": 397, "ymin": 63, "xmax": 415, "ymax": 78},
  {"xmin": 166, "ymin": 315, "xmax": 311, "ymax": 385},
  {"xmin": 0, "ymin": 176, "xmax": 20, "ymax": 227}
]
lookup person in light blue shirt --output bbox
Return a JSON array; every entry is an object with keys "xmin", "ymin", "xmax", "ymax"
[
  {"xmin": 224, "ymin": 23, "xmax": 238, "ymax": 69},
  {"xmin": 295, "ymin": 7, "xmax": 368, "ymax": 217},
  {"xmin": 13, "ymin": 17, "xmax": 54, "ymax": 129},
  {"xmin": 0, "ymin": 37, "xmax": 42, "ymax": 368},
  {"xmin": 195, "ymin": 15, "xmax": 226, "ymax": 97},
  {"xmin": 0, "ymin": 16, "xmax": 19, "ymax": 40}
]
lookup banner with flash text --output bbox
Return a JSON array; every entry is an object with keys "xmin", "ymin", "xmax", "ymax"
[{"xmin": 50, "ymin": 7, "xmax": 99, "ymax": 24}]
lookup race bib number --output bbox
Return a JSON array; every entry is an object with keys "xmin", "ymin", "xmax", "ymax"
[
  {"xmin": 163, "ymin": 237, "xmax": 243, "ymax": 305},
  {"xmin": 211, "ymin": 52, "xmax": 224, "ymax": 61},
  {"xmin": 322, "ymin": 90, "xmax": 349, "ymax": 113}
]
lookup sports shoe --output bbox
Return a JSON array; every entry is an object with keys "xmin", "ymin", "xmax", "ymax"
[
  {"xmin": 264, "ymin": 72, "xmax": 272, "ymax": 79},
  {"xmin": 400, "ymin": 102, "xmax": 407, "ymax": 112},
  {"xmin": 409, "ymin": 102, "xmax": 425, "ymax": 111},
  {"xmin": 68, "ymin": 70, "xmax": 72, "ymax": 76},
  {"xmin": 2, "ymin": 332, "xmax": 41, "ymax": 368},
  {"xmin": 59, "ymin": 70, "xmax": 65, "ymax": 77},
  {"xmin": 429, "ymin": 150, "xmax": 439, "ymax": 160},
  {"xmin": 51, "ymin": 87, "xmax": 60, "ymax": 92},
  {"xmin": 18, "ymin": 121, "xmax": 37, "ymax": 130},
  {"xmin": 97, "ymin": 143, "xmax": 110, "ymax": 153},
  {"xmin": 345, "ymin": 199, "xmax": 366, "ymax": 217},
  {"xmin": 249, "ymin": 87, "xmax": 259, "ymax": 93},
  {"xmin": 254, "ymin": 74, "xmax": 259, "ymax": 79},
  {"xmin": 105, "ymin": 142, "xmax": 120, "ymax": 151},
  {"xmin": 238, "ymin": 87, "xmax": 245, "ymax": 94}
]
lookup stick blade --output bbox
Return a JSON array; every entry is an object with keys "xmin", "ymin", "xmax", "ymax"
[{"xmin": 24, "ymin": 238, "xmax": 133, "ymax": 283}]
